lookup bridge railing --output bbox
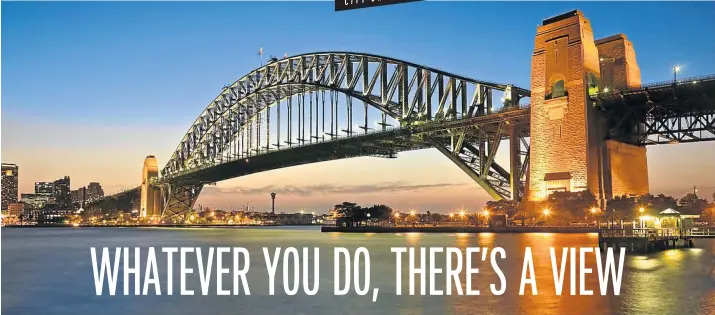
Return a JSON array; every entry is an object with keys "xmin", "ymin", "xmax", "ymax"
[
  {"xmin": 687, "ymin": 227, "xmax": 715, "ymax": 237},
  {"xmin": 591, "ymin": 74, "xmax": 715, "ymax": 98}
]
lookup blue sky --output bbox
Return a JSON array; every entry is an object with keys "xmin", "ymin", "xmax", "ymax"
[{"xmin": 2, "ymin": 2, "xmax": 714, "ymax": 212}]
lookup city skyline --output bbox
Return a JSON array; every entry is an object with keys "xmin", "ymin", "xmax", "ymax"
[{"xmin": 2, "ymin": 2, "xmax": 715, "ymax": 212}]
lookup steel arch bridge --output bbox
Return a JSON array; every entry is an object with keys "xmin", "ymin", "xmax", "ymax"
[{"xmin": 156, "ymin": 52, "xmax": 532, "ymax": 220}]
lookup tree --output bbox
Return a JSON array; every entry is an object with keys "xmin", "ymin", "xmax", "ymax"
[
  {"xmin": 548, "ymin": 191, "xmax": 597, "ymax": 224},
  {"xmin": 679, "ymin": 193, "xmax": 709, "ymax": 215},
  {"xmin": 701, "ymin": 203, "xmax": 715, "ymax": 224},
  {"xmin": 606, "ymin": 195, "xmax": 637, "ymax": 221},
  {"xmin": 485, "ymin": 199, "xmax": 519, "ymax": 217},
  {"xmin": 366, "ymin": 204, "xmax": 392, "ymax": 219}
]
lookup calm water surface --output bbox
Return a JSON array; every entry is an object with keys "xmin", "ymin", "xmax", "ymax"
[{"xmin": 2, "ymin": 226, "xmax": 714, "ymax": 315}]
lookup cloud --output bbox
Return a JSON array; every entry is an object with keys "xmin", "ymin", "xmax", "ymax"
[{"xmin": 202, "ymin": 181, "xmax": 464, "ymax": 197}]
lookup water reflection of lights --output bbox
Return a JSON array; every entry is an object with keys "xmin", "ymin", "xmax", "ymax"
[
  {"xmin": 406, "ymin": 232, "xmax": 422, "ymax": 238},
  {"xmin": 456, "ymin": 233, "xmax": 469, "ymax": 238},
  {"xmin": 364, "ymin": 233, "xmax": 376, "ymax": 237},
  {"xmin": 479, "ymin": 232, "xmax": 494, "ymax": 238},
  {"xmin": 538, "ymin": 233, "xmax": 554, "ymax": 238},
  {"xmin": 630, "ymin": 256, "xmax": 661, "ymax": 271},
  {"xmin": 664, "ymin": 250, "xmax": 684, "ymax": 261}
]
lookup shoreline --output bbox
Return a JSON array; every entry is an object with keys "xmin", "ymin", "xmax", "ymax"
[
  {"xmin": 321, "ymin": 226, "xmax": 599, "ymax": 233},
  {"xmin": 2, "ymin": 224, "xmax": 321, "ymax": 229}
]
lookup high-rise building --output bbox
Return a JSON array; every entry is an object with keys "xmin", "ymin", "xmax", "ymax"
[
  {"xmin": 86, "ymin": 182, "xmax": 104, "ymax": 202},
  {"xmin": 1, "ymin": 163, "xmax": 19, "ymax": 210},
  {"xmin": 35, "ymin": 182, "xmax": 54, "ymax": 196},
  {"xmin": 53, "ymin": 176, "xmax": 71, "ymax": 209},
  {"xmin": 71, "ymin": 187, "xmax": 86, "ymax": 208}
]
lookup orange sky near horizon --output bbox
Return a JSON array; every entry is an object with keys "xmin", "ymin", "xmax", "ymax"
[{"xmin": 2, "ymin": 117, "xmax": 714, "ymax": 213}]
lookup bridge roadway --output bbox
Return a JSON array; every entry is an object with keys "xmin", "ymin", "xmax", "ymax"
[
  {"xmin": 93, "ymin": 74, "xmax": 715, "ymax": 218},
  {"xmin": 159, "ymin": 106, "xmax": 531, "ymax": 185}
]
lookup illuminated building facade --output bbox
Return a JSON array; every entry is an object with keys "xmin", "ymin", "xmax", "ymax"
[
  {"xmin": 53, "ymin": 176, "xmax": 72, "ymax": 209},
  {"xmin": 140, "ymin": 156, "xmax": 162, "ymax": 218},
  {"xmin": 527, "ymin": 10, "xmax": 649, "ymax": 204},
  {"xmin": 1, "ymin": 163, "xmax": 19, "ymax": 210}
]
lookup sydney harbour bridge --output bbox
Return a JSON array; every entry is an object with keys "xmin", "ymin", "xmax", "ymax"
[{"xmin": 95, "ymin": 10, "xmax": 715, "ymax": 222}]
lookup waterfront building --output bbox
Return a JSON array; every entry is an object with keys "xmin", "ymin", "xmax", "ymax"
[
  {"xmin": 275, "ymin": 213, "xmax": 314, "ymax": 225},
  {"xmin": 1, "ymin": 163, "xmax": 19, "ymax": 210},
  {"xmin": 53, "ymin": 176, "xmax": 71, "ymax": 209},
  {"xmin": 86, "ymin": 182, "xmax": 104, "ymax": 202},
  {"xmin": 21, "ymin": 193, "xmax": 53, "ymax": 210},
  {"xmin": 7, "ymin": 203, "xmax": 24, "ymax": 217},
  {"xmin": 71, "ymin": 187, "xmax": 86, "ymax": 208},
  {"xmin": 34, "ymin": 181, "xmax": 54, "ymax": 196}
]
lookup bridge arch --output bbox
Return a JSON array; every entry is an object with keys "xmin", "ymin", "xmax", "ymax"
[{"xmin": 158, "ymin": 52, "xmax": 531, "ymax": 220}]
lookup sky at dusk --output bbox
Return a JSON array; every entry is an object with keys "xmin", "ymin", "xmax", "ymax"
[{"xmin": 2, "ymin": 2, "xmax": 714, "ymax": 213}]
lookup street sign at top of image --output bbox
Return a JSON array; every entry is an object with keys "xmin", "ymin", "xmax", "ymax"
[{"xmin": 335, "ymin": 0, "xmax": 422, "ymax": 12}]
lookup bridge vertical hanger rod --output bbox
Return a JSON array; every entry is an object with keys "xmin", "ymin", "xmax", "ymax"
[
  {"xmin": 288, "ymin": 88, "xmax": 293, "ymax": 146},
  {"xmin": 363, "ymin": 100, "xmax": 368, "ymax": 132},
  {"xmin": 276, "ymin": 94, "xmax": 281, "ymax": 149},
  {"xmin": 298, "ymin": 87, "xmax": 303, "ymax": 143},
  {"xmin": 248, "ymin": 97, "xmax": 253, "ymax": 156},
  {"xmin": 309, "ymin": 90, "xmax": 313, "ymax": 143},
  {"xmin": 321, "ymin": 91, "xmax": 326, "ymax": 141},
  {"xmin": 509, "ymin": 123, "xmax": 520, "ymax": 201},
  {"xmin": 347, "ymin": 97, "xmax": 353, "ymax": 134},
  {"xmin": 315, "ymin": 89, "xmax": 319, "ymax": 140},
  {"xmin": 425, "ymin": 71, "xmax": 432, "ymax": 119},
  {"xmin": 335, "ymin": 90, "xmax": 339, "ymax": 136},
  {"xmin": 266, "ymin": 103, "xmax": 271, "ymax": 151},
  {"xmin": 255, "ymin": 111, "xmax": 261, "ymax": 153}
]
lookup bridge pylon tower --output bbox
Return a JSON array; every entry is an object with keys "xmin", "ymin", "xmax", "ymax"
[
  {"xmin": 140, "ymin": 155, "xmax": 163, "ymax": 219},
  {"xmin": 527, "ymin": 10, "xmax": 649, "ymax": 205}
]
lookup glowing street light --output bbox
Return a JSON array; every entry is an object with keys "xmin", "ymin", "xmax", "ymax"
[
  {"xmin": 409, "ymin": 210, "xmax": 416, "ymax": 216},
  {"xmin": 393, "ymin": 212, "xmax": 400, "ymax": 218},
  {"xmin": 482, "ymin": 209, "xmax": 490, "ymax": 217},
  {"xmin": 638, "ymin": 207, "xmax": 645, "ymax": 214},
  {"xmin": 449, "ymin": 212, "xmax": 455, "ymax": 218},
  {"xmin": 590, "ymin": 207, "xmax": 598, "ymax": 214},
  {"xmin": 543, "ymin": 208, "xmax": 550, "ymax": 216},
  {"xmin": 459, "ymin": 210, "xmax": 466, "ymax": 217},
  {"xmin": 674, "ymin": 65, "xmax": 681, "ymax": 81}
]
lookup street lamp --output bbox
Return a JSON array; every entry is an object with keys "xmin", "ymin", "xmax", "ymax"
[
  {"xmin": 543, "ymin": 208, "xmax": 550, "ymax": 225},
  {"xmin": 638, "ymin": 207, "xmax": 645, "ymax": 214},
  {"xmin": 674, "ymin": 65, "xmax": 681, "ymax": 82},
  {"xmin": 590, "ymin": 207, "xmax": 598, "ymax": 227},
  {"xmin": 482, "ymin": 209, "xmax": 490, "ymax": 226}
]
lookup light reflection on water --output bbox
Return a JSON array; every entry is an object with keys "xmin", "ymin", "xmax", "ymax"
[{"xmin": 1, "ymin": 227, "xmax": 714, "ymax": 315}]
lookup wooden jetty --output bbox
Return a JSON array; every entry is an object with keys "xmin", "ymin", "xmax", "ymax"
[{"xmin": 598, "ymin": 228, "xmax": 696, "ymax": 253}]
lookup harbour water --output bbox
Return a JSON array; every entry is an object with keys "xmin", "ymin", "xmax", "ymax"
[{"xmin": 2, "ymin": 226, "xmax": 714, "ymax": 315}]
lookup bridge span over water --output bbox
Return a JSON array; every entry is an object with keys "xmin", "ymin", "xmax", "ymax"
[{"xmin": 97, "ymin": 10, "xmax": 714, "ymax": 222}]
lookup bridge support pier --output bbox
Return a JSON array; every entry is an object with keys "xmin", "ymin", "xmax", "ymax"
[
  {"xmin": 527, "ymin": 10, "xmax": 649, "ymax": 203},
  {"xmin": 140, "ymin": 156, "xmax": 162, "ymax": 220},
  {"xmin": 160, "ymin": 183, "xmax": 203, "ymax": 222}
]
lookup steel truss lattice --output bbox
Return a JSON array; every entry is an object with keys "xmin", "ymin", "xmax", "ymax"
[
  {"xmin": 156, "ymin": 52, "xmax": 531, "ymax": 219},
  {"xmin": 596, "ymin": 74, "xmax": 715, "ymax": 145}
]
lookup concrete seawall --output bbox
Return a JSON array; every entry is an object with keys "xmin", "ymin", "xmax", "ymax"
[{"xmin": 321, "ymin": 226, "xmax": 598, "ymax": 233}]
